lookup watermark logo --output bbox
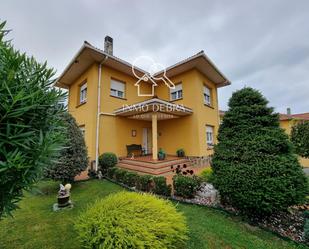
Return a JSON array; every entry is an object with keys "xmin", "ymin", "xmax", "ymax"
[{"xmin": 132, "ymin": 56, "xmax": 175, "ymax": 97}]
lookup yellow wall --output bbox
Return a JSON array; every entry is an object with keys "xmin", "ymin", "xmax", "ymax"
[
  {"xmin": 155, "ymin": 69, "xmax": 219, "ymax": 156},
  {"xmin": 68, "ymin": 65, "xmax": 221, "ymax": 160},
  {"xmin": 279, "ymin": 119, "xmax": 309, "ymax": 167}
]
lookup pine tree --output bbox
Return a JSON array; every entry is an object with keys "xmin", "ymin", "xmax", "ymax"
[
  {"xmin": 45, "ymin": 112, "xmax": 88, "ymax": 183},
  {"xmin": 212, "ymin": 87, "xmax": 308, "ymax": 216}
]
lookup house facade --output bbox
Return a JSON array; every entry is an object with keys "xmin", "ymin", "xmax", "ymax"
[{"xmin": 56, "ymin": 37, "xmax": 231, "ymax": 170}]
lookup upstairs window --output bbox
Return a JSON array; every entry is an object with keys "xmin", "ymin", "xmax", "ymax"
[
  {"xmin": 204, "ymin": 85, "xmax": 211, "ymax": 106},
  {"xmin": 79, "ymin": 82, "xmax": 87, "ymax": 104},
  {"xmin": 206, "ymin": 125, "xmax": 214, "ymax": 147},
  {"xmin": 110, "ymin": 79, "xmax": 125, "ymax": 98},
  {"xmin": 170, "ymin": 83, "xmax": 182, "ymax": 101}
]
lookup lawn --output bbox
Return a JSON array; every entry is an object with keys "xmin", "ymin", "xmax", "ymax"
[{"xmin": 0, "ymin": 179, "xmax": 308, "ymax": 249}]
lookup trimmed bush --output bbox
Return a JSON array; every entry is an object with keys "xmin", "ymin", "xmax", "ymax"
[
  {"xmin": 212, "ymin": 87, "xmax": 308, "ymax": 216},
  {"xmin": 153, "ymin": 176, "xmax": 172, "ymax": 196},
  {"xmin": 199, "ymin": 168, "xmax": 214, "ymax": 183},
  {"xmin": 291, "ymin": 121, "xmax": 309, "ymax": 158},
  {"xmin": 114, "ymin": 168, "xmax": 127, "ymax": 183},
  {"xmin": 75, "ymin": 192, "xmax": 188, "ymax": 249},
  {"xmin": 98, "ymin": 152, "xmax": 118, "ymax": 174},
  {"xmin": 44, "ymin": 112, "xmax": 88, "ymax": 183},
  {"xmin": 106, "ymin": 167, "xmax": 117, "ymax": 179},
  {"xmin": 137, "ymin": 175, "xmax": 153, "ymax": 192},
  {"xmin": 173, "ymin": 175, "xmax": 201, "ymax": 198},
  {"xmin": 123, "ymin": 172, "xmax": 139, "ymax": 187}
]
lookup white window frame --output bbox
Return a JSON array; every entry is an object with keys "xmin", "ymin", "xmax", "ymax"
[
  {"xmin": 170, "ymin": 83, "xmax": 182, "ymax": 101},
  {"xmin": 204, "ymin": 85, "xmax": 211, "ymax": 106},
  {"xmin": 80, "ymin": 82, "xmax": 87, "ymax": 104},
  {"xmin": 206, "ymin": 125, "xmax": 214, "ymax": 147},
  {"xmin": 110, "ymin": 79, "xmax": 125, "ymax": 98}
]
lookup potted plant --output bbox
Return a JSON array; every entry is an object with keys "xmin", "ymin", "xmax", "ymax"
[
  {"xmin": 176, "ymin": 149, "xmax": 185, "ymax": 157},
  {"xmin": 158, "ymin": 148, "xmax": 166, "ymax": 160}
]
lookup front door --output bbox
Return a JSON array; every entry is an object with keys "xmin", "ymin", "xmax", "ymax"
[{"xmin": 142, "ymin": 128, "xmax": 152, "ymax": 154}]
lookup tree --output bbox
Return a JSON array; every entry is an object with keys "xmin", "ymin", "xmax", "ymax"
[
  {"xmin": 0, "ymin": 21, "xmax": 65, "ymax": 217},
  {"xmin": 291, "ymin": 121, "xmax": 309, "ymax": 158},
  {"xmin": 45, "ymin": 112, "xmax": 88, "ymax": 183},
  {"xmin": 212, "ymin": 87, "xmax": 308, "ymax": 217}
]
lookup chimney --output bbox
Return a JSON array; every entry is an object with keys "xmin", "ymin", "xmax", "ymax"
[
  {"xmin": 287, "ymin": 107, "xmax": 291, "ymax": 115},
  {"xmin": 104, "ymin": 36, "xmax": 113, "ymax": 55}
]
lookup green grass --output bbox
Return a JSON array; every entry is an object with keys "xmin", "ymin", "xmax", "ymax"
[{"xmin": 0, "ymin": 180, "xmax": 308, "ymax": 249}]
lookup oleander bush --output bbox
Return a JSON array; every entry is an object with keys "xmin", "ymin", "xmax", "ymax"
[
  {"xmin": 0, "ymin": 21, "xmax": 65, "ymax": 217},
  {"xmin": 137, "ymin": 175, "xmax": 153, "ymax": 192},
  {"xmin": 173, "ymin": 175, "xmax": 201, "ymax": 198},
  {"xmin": 75, "ymin": 192, "xmax": 188, "ymax": 249},
  {"xmin": 153, "ymin": 176, "xmax": 172, "ymax": 196},
  {"xmin": 98, "ymin": 152, "xmax": 118, "ymax": 175},
  {"xmin": 212, "ymin": 87, "xmax": 308, "ymax": 217}
]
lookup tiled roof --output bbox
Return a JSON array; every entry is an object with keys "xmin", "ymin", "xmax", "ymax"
[{"xmin": 219, "ymin": 110, "xmax": 309, "ymax": 121}]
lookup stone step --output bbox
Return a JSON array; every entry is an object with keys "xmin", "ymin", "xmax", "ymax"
[
  {"xmin": 119, "ymin": 158, "xmax": 189, "ymax": 168},
  {"xmin": 117, "ymin": 163, "xmax": 173, "ymax": 175}
]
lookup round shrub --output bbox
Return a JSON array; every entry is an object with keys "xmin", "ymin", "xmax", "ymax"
[
  {"xmin": 98, "ymin": 152, "xmax": 118, "ymax": 174},
  {"xmin": 153, "ymin": 176, "xmax": 172, "ymax": 196},
  {"xmin": 75, "ymin": 192, "xmax": 188, "ymax": 249},
  {"xmin": 212, "ymin": 87, "xmax": 308, "ymax": 217},
  {"xmin": 173, "ymin": 175, "xmax": 201, "ymax": 198}
]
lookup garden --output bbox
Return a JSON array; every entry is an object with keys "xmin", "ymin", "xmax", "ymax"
[{"xmin": 2, "ymin": 20, "xmax": 309, "ymax": 249}]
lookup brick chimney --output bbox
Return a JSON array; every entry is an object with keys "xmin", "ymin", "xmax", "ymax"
[{"xmin": 104, "ymin": 36, "xmax": 113, "ymax": 55}]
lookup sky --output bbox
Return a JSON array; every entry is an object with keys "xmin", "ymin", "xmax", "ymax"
[{"xmin": 1, "ymin": 0, "xmax": 309, "ymax": 113}]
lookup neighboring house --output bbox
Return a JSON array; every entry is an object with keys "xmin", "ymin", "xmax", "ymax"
[
  {"xmin": 219, "ymin": 109, "xmax": 309, "ymax": 167},
  {"xmin": 279, "ymin": 109, "xmax": 309, "ymax": 167},
  {"xmin": 56, "ymin": 36, "xmax": 231, "ymax": 173}
]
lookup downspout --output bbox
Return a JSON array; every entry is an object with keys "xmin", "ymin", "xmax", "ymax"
[{"xmin": 95, "ymin": 56, "xmax": 108, "ymax": 171}]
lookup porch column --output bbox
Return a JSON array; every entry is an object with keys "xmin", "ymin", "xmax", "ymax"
[{"xmin": 152, "ymin": 113, "xmax": 158, "ymax": 160}]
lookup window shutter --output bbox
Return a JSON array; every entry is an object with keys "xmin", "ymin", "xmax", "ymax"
[
  {"xmin": 111, "ymin": 79, "xmax": 125, "ymax": 92},
  {"xmin": 80, "ymin": 82, "xmax": 87, "ymax": 91}
]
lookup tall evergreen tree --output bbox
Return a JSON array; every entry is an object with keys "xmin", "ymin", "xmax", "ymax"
[
  {"xmin": 45, "ymin": 112, "xmax": 88, "ymax": 183},
  {"xmin": 212, "ymin": 87, "xmax": 308, "ymax": 216}
]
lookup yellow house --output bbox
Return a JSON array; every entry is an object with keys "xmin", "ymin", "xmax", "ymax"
[
  {"xmin": 56, "ymin": 36, "xmax": 231, "ymax": 175},
  {"xmin": 279, "ymin": 110, "xmax": 309, "ymax": 167},
  {"xmin": 219, "ymin": 110, "xmax": 309, "ymax": 167}
]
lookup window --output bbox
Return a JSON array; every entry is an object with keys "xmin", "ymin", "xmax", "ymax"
[
  {"xmin": 170, "ymin": 83, "xmax": 182, "ymax": 100},
  {"xmin": 79, "ymin": 82, "xmax": 87, "ymax": 104},
  {"xmin": 110, "ymin": 79, "xmax": 125, "ymax": 98},
  {"xmin": 204, "ymin": 85, "xmax": 211, "ymax": 106},
  {"xmin": 206, "ymin": 125, "xmax": 214, "ymax": 147}
]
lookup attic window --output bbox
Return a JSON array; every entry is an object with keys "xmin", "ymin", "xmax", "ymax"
[{"xmin": 110, "ymin": 79, "xmax": 125, "ymax": 98}]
